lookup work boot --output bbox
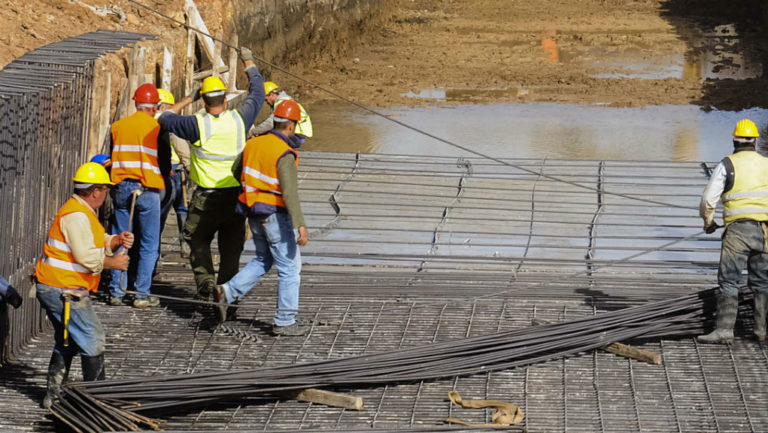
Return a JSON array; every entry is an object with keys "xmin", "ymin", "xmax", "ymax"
[
  {"xmin": 147, "ymin": 296, "xmax": 161, "ymax": 308},
  {"xmin": 754, "ymin": 292, "xmax": 768, "ymax": 342},
  {"xmin": 41, "ymin": 351, "xmax": 73, "ymax": 409},
  {"xmin": 109, "ymin": 295, "xmax": 123, "ymax": 306},
  {"xmin": 196, "ymin": 279, "xmax": 215, "ymax": 301},
  {"xmin": 132, "ymin": 298, "xmax": 149, "ymax": 309},
  {"xmin": 272, "ymin": 322, "xmax": 310, "ymax": 337},
  {"xmin": 214, "ymin": 285, "xmax": 229, "ymax": 324},
  {"xmin": 698, "ymin": 295, "xmax": 739, "ymax": 344},
  {"xmin": 81, "ymin": 353, "xmax": 105, "ymax": 381}
]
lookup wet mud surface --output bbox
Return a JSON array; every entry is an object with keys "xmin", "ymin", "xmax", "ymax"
[{"xmin": 294, "ymin": 0, "xmax": 768, "ymax": 110}]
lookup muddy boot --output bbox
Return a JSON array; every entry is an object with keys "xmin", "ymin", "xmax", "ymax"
[
  {"xmin": 41, "ymin": 351, "xmax": 73, "ymax": 409},
  {"xmin": 196, "ymin": 279, "xmax": 215, "ymax": 301},
  {"xmin": 754, "ymin": 293, "xmax": 768, "ymax": 342},
  {"xmin": 698, "ymin": 295, "xmax": 738, "ymax": 344},
  {"xmin": 81, "ymin": 354, "xmax": 105, "ymax": 381}
]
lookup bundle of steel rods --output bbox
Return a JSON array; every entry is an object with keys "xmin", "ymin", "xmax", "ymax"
[{"xmin": 50, "ymin": 287, "xmax": 741, "ymax": 432}]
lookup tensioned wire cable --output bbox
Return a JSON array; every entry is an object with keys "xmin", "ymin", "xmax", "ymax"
[
  {"xmin": 124, "ymin": 0, "xmax": 699, "ymax": 210},
  {"xmin": 120, "ymin": 0, "xmax": 716, "ymax": 313}
]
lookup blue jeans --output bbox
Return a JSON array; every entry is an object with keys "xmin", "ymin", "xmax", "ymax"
[
  {"xmin": 109, "ymin": 179, "xmax": 160, "ymax": 299},
  {"xmin": 160, "ymin": 164, "xmax": 189, "ymax": 235},
  {"xmin": 718, "ymin": 220, "xmax": 768, "ymax": 298},
  {"xmin": 36, "ymin": 283, "xmax": 105, "ymax": 357},
  {"xmin": 223, "ymin": 212, "xmax": 301, "ymax": 326}
]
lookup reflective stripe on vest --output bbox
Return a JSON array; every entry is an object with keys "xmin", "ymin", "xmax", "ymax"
[
  {"xmin": 35, "ymin": 197, "xmax": 106, "ymax": 292},
  {"xmin": 191, "ymin": 110, "xmax": 245, "ymax": 188},
  {"xmin": 275, "ymin": 95, "xmax": 313, "ymax": 138},
  {"xmin": 239, "ymin": 132, "xmax": 298, "ymax": 209},
  {"xmin": 721, "ymin": 151, "xmax": 768, "ymax": 225},
  {"xmin": 110, "ymin": 111, "xmax": 165, "ymax": 189}
]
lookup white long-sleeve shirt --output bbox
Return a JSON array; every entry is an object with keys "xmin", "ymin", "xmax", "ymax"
[
  {"xmin": 59, "ymin": 195, "xmax": 116, "ymax": 274},
  {"xmin": 700, "ymin": 161, "xmax": 726, "ymax": 226}
]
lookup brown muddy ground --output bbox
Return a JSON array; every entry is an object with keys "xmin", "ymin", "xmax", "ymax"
[{"xmin": 292, "ymin": 0, "xmax": 768, "ymax": 109}]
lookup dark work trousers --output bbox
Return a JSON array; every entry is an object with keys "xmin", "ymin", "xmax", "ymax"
[
  {"xmin": 183, "ymin": 187, "xmax": 245, "ymax": 292},
  {"xmin": 718, "ymin": 219, "xmax": 768, "ymax": 299}
]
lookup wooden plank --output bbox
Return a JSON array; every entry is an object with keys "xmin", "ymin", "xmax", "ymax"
[
  {"xmin": 277, "ymin": 388, "xmax": 364, "ymax": 410},
  {"xmin": 212, "ymin": 32, "xmax": 223, "ymax": 78},
  {"xmin": 603, "ymin": 342, "xmax": 662, "ymax": 365},
  {"xmin": 184, "ymin": 6, "xmax": 195, "ymax": 115},
  {"xmin": 192, "ymin": 66, "xmax": 229, "ymax": 80},
  {"xmin": 227, "ymin": 33, "xmax": 239, "ymax": 93},
  {"xmin": 162, "ymin": 46, "xmax": 173, "ymax": 90},
  {"xmin": 126, "ymin": 46, "xmax": 146, "ymax": 116},
  {"xmin": 184, "ymin": 0, "xmax": 229, "ymax": 83}
]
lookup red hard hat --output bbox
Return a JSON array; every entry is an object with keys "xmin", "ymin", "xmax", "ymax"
[
  {"xmin": 133, "ymin": 83, "xmax": 160, "ymax": 104},
  {"xmin": 273, "ymin": 99, "xmax": 301, "ymax": 122}
]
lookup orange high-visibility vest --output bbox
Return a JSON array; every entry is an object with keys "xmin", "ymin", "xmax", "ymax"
[
  {"xmin": 239, "ymin": 132, "xmax": 298, "ymax": 212},
  {"xmin": 110, "ymin": 111, "xmax": 165, "ymax": 189},
  {"xmin": 35, "ymin": 197, "xmax": 106, "ymax": 292}
]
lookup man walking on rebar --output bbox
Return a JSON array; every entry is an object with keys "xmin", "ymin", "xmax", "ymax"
[
  {"xmin": 214, "ymin": 99, "xmax": 309, "ymax": 336},
  {"xmin": 699, "ymin": 118, "xmax": 768, "ymax": 344},
  {"xmin": 35, "ymin": 162, "xmax": 133, "ymax": 408},
  {"xmin": 158, "ymin": 47, "xmax": 265, "ymax": 300},
  {"xmin": 108, "ymin": 83, "xmax": 171, "ymax": 309}
]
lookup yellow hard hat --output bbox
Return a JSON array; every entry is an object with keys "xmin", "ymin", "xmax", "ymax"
[
  {"xmin": 733, "ymin": 119, "xmax": 759, "ymax": 138},
  {"xmin": 264, "ymin": 81, "xmax": 279, "ymax": 94},
  {"xmin": 72, "ymin": 162, "xmax": 113, "ymax": 185},
  {"xmin": 201, "ymin": 76, "xmax": 226, "ymax": 96},
  {"xmin": 157, "ymin": 88, "xmax": 175, "ymax": 105}
]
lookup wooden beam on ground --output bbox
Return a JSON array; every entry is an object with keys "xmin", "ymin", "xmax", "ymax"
[
  {"xmin": 277, "ymin": 388, "xmax": 364, "ymax": 410},
  {"xmin": 603, "ymin": 342, "xmax": 662, "ymax": 365}
]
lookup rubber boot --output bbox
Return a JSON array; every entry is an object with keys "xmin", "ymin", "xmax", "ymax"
[
  {"xmin": 698, "ymin": 295, "xmax": 738, "ymax": 344},
  {"xmin": 754, "ymin": 293, "xmax": 768, "ymax": 342},
  {"xmin": 177, "ymin": 213, "xmax": 190, "ymax": 258},
  {"xmin": 81, "ymin": 353, "xmax": 106, "ymax": 382},
  {"xmin": 41, "ymin": 350, "xmax": 73, "ymax": 409}
]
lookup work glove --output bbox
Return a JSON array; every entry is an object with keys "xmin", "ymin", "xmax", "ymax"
[
  {"xmin": 704, "ymin": 222, "xmax": 718, "ymax": 234},
  {"xmin": 187, "ymin": 85, "xmax": 201, "ymax": 102},
  {"xmin": 3, "ymin": 286, "xmax": 22, "ymax": 309},
  {"xmin": 240, "ymin": 46, "xmax": 254, "ymax": 63}
]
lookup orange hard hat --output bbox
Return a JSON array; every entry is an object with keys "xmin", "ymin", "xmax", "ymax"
[
  {"xmin": 133, "ymin": 83, "xmax": 160, "ymax": 104},
  {"xmin": 273, "ymin": 99, "xmax": 301, "ymax": 122}
]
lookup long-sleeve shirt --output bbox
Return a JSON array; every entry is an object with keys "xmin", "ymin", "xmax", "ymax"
[
  {"xmin": 60, "ymin": 195, "xmax": 117, "ymax": 274},
  {"xmin": 700, "ymin": 161, "xmax": 727, "ymax": 226},
  {"xmin": 158, "ymin": 66, "xmax": 265, "ymax": 143},
  {"xmin": 170, "ymin": 133, "xmax": 191, "ymax": 168},
  {"xmin": 231, "ymin": 134, "xmax": 306, "ymax": 228}
]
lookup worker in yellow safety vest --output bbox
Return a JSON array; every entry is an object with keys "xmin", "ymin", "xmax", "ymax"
[
  {"xmin": 699, "ymin": 118, "xmax": 768, "ymax": 344},
  {"xmin": 108, "ymin": 83, "xmax": 171, "ymax": 309},
  {"xmin": 158, "ymin": 47, "xmax": 265, "ymax": 300},
  {"xmin": 35, "ymin": 162, "xmax": 133, "ymax": 408},
  {"xmin": 215, "ymin": 99, "xmax": 309, "ymax": 336},
  {"xmin": 248, "ymin": 81, "xmax": 313, "ymax": 148}
]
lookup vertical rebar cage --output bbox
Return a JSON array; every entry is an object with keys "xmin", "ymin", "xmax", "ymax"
[{"xmin": 0, "ymin": 30, "xmax": 155, "ymax": 365}]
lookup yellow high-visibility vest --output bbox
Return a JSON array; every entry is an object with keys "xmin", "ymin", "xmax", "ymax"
[
  {"xmin": 722, "ymin": 150, "xmax": 768, "ymax": 225},
  {"xmin": 275, "ymin": 95, "xmax": 313, "ymax": 138},
  {"xmin": 190, "ymin": 110, "xmax": 245, "ymax": 188}
]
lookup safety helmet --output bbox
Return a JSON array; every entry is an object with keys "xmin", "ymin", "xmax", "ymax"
[
  {"xmin": 733, "ymin": 119, "xmax": 759, "ymax": 138},
  {"xmin": 157, "ymin": 88, "xmax": 175, "ymax": 105},
  {"xmin": 89, "ymin": 153, "xmax": 112, "ymax": 168},
  {"xmin": 72, "ymin": 162, "xmax": 113, "ymax": 185},
  {"xmin": 273, "ymin": 99, "xmax": 301, "ymax": 122},
  {"xmin": 133, "ymin": 83, "xmax": 160, "ymax": 104},
  {"xmin": 201, "ymin": 76, "xmax": 226, "ymax": 96},
  {"xmin": 264, "ymin": 81, "xmax": 279, "ymax": 95}
]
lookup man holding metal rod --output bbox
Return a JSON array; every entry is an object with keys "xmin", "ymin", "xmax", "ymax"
[
  {"xmin": 35, "ymin": 162, "xmax": 133, "ymax": 408},
  {"xmin": 699, "ymin": 119, "xmax": 768, "ymax": 344}
]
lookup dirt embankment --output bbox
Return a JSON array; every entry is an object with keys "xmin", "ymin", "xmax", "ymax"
[{"xmin": 3, "ymin": 0, "xmax": 767, "ymax": 110}]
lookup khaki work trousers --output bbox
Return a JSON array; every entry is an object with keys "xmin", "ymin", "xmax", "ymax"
[{"xmin": 183, "ymin": 187, "xmax": 245, "ymax": 293}]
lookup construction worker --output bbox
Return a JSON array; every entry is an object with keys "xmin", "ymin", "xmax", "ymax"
[
  {"xmin": 215, "ymin": 99, "xmax": 309, "ymax": 336},
  {"xmin": 158, "ymin": 47, "xmax": 265, "ymax": 300},
  {"xmin": 157, "ymin": 88, "xmax": 192, "ymax": 258},
  {"xmin": 0, "ymin": 274, "xmax": 22, "ymax": 309},
  {"xmin": 35, "ymin": 162, "xmax": 133, "ymax": 408},
  {"xmin": 248, "ymin": 81, "xmax": 313, "ymax": 148},
  {"xmin": 108, "ymin": 83, "xmax": 171, "ymax": 308},
  {"xmin": 699, "ymin": 118, "xmax": 768, "ymax": 344}
]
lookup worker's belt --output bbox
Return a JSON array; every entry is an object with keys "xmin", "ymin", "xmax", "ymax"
[
  {"xmin": 196, "ymin": 186, "xmax": 241, "ymax": 193},
  {"xmin": 118, "ymin": 179, "xmax": 159, "ymax": 193}
]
